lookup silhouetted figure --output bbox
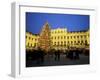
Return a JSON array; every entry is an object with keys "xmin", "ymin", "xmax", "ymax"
[
  {"xmin": 73, "ymin": 51, "xmax": 76, "ymax": 59},
  {"xmin": 36, "ymin": 48, "xmax": 45, "ymax": 64},
  {"xmin": 67, "ymin": 50, "xmax": 74, "ymax": 60},
  {"xmin": 40, "ymin": 50, "xmax": 45, "ymax": 63},
  {"xmin": 54, "ymin": 50, "xmax": 58, "ymax": 61},
  {"xmin": 57, "ymin": 50, "xmax": 60, "ymax": 61},
  {"xmin": 75, "ymin": 49, "xmax": 79, "ymax": 59},
  {"xmin": 65, "ymin": 50, "xmax": 68, "ymax": 58},
  {"xmin": 54, "ymin": 50, "xmax": 60, "ymax": 61}
]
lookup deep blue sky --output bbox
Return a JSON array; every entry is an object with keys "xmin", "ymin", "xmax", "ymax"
[{"xmin": 26, "ymin": 12, "xmax": 89, "ymax": 34}]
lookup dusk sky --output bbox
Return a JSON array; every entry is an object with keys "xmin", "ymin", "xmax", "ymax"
[{"xmin": 26, "ymin": 12, "xmax": 89, "ymax": 34}]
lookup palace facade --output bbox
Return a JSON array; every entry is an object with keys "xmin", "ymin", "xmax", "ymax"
[
  {"xmin": 26, "ymin": 22, "xmax": 89, "ymax": 51},
  {"xmin": 26, "ymin": 32, "xmax": 39, "ymax": 50}
]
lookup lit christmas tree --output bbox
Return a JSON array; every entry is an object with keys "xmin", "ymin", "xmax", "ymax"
[{"xmin": 39, "ymin": 21, "xmax": 51, "ymax": 52}]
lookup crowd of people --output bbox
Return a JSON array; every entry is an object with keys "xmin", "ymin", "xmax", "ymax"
[{"xmin": 26, "ymin": 48, "xmax": 89, "ymax": 66}]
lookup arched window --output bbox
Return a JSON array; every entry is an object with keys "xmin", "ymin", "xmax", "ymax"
[
  {"xmin": 67, "ymin": 36, "xmax": 69, "ymax": 39},
  {"xmin": 77, "ymin": 36, "xmax": 79, "ymax": 38},
  {"xmin": 61, "ymin": 36, "xmax": 63, "ymax": 39},
  {"xmin": 55, "ymin": 42, "xmax": 56, "ymax": 45},
  {"xmin": 58, "ymin": 36, "xmax": 59, "ymax": 39},
  {"xmin": 64, "ymin": 36, "xmax": 66, "ymax": 39}
]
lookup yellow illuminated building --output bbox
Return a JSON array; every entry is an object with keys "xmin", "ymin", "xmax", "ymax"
[
  {"xmin": 26, "ymin": 32, "xmax": 39, "ymax": 50},
  {"xmin": 51, "ymin": 28, "xmax": 89, "ymax": 50},
  {"xmin": 51, "ymin": 28, "xmax": 67, "ymax": 50},
  {"xmin": 26, "ymin": 22, "xmax": 89, "ymax": 50}
]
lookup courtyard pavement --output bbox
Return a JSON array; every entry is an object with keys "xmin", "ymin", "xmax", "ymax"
[{"xmin": 26, "ymin": 53, "xmax": 89, "ymax": 67}]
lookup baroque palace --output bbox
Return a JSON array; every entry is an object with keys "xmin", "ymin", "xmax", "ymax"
[{"xmin": 26, "ymin": 22, "xmax": 89, "ymax": 51}]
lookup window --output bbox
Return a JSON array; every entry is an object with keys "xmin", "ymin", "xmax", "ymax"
[
  {"xmin": 78, "ymin": 41, "xmax": 80, "ymax": 43},
  {"xmin": 29, "ymin": 37, "xmax": 30, "ymax": 39},
  {"xmin": 67, "ymin": 36, "xmax": 69, "ymax": 39},
  {"xmin": 85, "ymin": 40, "xmax": 87, "ymax": 44},
  {"xmin": 58, "ymin": 42, "xmax": 59, "ymax": 46},
  {"xmin": 81, "ymin": 35, "xmax": 83, "ymax": 38},
  {"xmin": 71, "ymin": 41, "xmax": 73, "ymax": 44},
  {"xmin": 64, "ymin": 36, "xmax": 66, "ymax": 39},
  {"xmin": 34, "ymin": 43, "xmax": 36, "ymax": 47},
  {"xmin": 61, "ymin": 41, "xmax": 63, "ymax": 45},
  {"xmin": 74, "ymin": 36, "xmax": 76, "ymax": 38},
  {"xmin": 55, "ymin": 42, "xmax": 56, "ymax": 45},
  {"xmin": 74, "ymin": 41, "xmax": 76, "ymax": 44},
  {"xmin": 68, "ymin": 41, "xmax": 69, "ymax": 44},
  {"xmin": 28, "ymin": 43, "xmax": 29, "ymax": 46},
  {"xmin": 77, "ymin": 36, "xmax": 79, "ymax": 38},
  {"xmin": 84, "ymin": 35, "xmax": 86, "ymax": 38},
  {"xmin": 58, "ymin": 36, "xmax": 59, "ymax": 39},
  {"xmin": 31, "ymin": 44, "xmax": 32, "ymax": 47},
  {"xmin": 64, "ymin": 41, "xmax": 66, "ymax": 45},
  {"xmin": 81, "ymin": 40, "xmax": 83, "ymax": 43}
]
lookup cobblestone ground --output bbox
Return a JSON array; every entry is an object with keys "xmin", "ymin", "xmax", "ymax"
[{"xmin": 26, "ymin": 53, "xmax": 89, "ymax": 67}]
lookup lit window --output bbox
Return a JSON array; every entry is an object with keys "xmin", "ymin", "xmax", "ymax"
[
  {"xmin": 84, "ymin": 35, "xmax": 86, "ymax": 38},
  {"xmin": 51, "ymin": 37, "xmax": 53, "ymax": 39},
  {"xmin": 31, "ymin": 44, "xmax": 32, "ymax": 47},
  {"xmin": 81, "ymin": 35, "xmax": 83, "ymax": 38},
  {"xmin": 81, "ymin": 40, "xmax": 83, "ymax": 43},
  {"xmin": 78, "ymin": 41, "xmax": 80, "ymax": 43},
  {"xmin": 64, "ymin": 41, "xmax": 66, "ymax": 45},
  {"xmin": 61, "ymin": 41, "xmax": 63, "ymax": 44},
  {"xmin": 71, "ymin": 41, "xmax": 73, "ymax": 44},
  {"xmin": 58, "ymin": 42, "xmax": 59, "ymax": 45},
  {"xmin": 67, "ymin": 36, "xmax": 69, "ymax": 39},
  {"xmin": 55, "ymin": 42, "xmax": 56, "ymax": 45},
  {"xmin": 29, "ymin": 37, "xmax": 30, "ymax": 39},
  {"xmin": 28, "ymin": 43, "xmax": 29, "ymax": 46},
  {"xmin": 85, "ymin": 40, "xmax": 87, "ymax": 44},
  {"xmin": 64, "ymin": 36, "xmax": 66, "ymax": 39},
  {"xmin": 58, "ymin": 36, "xmax": 59, "ymax": 39},
  {"xmin": 74, "ymin": 41, "xmax": 76, "ymax": 44}
]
